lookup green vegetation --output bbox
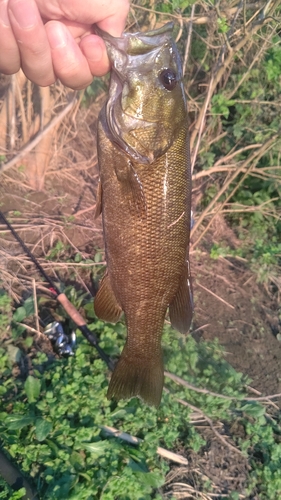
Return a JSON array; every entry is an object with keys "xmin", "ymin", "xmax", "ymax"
[
  {"xmin": 1, "ymin": 287, "xmax": 281, "ymax": 499},
  {"xmin": 206, "ymin": 35, "xmax": 281, "ymax": 281}
]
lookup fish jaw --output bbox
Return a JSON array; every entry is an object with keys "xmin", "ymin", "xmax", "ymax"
[{"xmin": 95, "ymin": 23, "xmax": 186, "ymax": 165}]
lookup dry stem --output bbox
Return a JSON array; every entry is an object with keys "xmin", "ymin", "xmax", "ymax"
[{"xmin": 0, "ymin": 92, "xmax": 78, "ymax": 174}]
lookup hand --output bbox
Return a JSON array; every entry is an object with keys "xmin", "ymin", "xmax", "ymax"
[{"xmin": 0, "ymin": 0, "xmax": 130, "ymax": 89}]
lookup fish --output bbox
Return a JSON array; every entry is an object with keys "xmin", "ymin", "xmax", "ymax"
[{"xmin": 94, "ymin": 22, "xmax": 193, "ymax": 407}]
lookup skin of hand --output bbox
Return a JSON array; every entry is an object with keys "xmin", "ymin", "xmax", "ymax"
[{"xmin": 0, "ymin": 0, "xmax": 130, "ymax": 89}]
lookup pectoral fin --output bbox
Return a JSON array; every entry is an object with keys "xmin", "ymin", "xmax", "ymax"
[
  {"xmin": 169, "ymin": 263, "xmax": 193, "ymax": 334},
  {"xmin": 115, "ymin": 160, "xmax": 146, "ymax": 219},
  {"xmin": 94, "ymin": 273, "xmax": 122, "ymax": 323},
  {"xmin": 94, "ymin": 179, "xmax": 102, "ymax": 219}
]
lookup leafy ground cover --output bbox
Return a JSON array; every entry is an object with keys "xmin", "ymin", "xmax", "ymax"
[{"xmin": 1, "ymin": 287, "xmax": 281, "ymax": 499}]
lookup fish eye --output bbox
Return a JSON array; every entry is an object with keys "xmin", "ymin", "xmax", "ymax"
[{"xmin": 159, "ymin": 69, "xmax": 177, "ymax": 91}]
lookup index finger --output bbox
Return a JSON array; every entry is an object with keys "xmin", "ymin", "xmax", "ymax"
[
  {"xmin": 0, "ymin": 0, "xmax": 20, "ymax": 74},
  {"xmin": 8, "ymin": 0, "xmax": 55, "ymax": 85},
  {"xmin": 36, "ymin": 0, "xmax": 130, "ymax": 36},
  {"xmin": 94, "ymin": 0, "xmax": 130, "ymax": 36}
]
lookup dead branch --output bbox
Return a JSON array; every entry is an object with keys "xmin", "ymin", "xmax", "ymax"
[
  {"xmin": 189, "ymin": 1, "xmax": 280, "ymax": 167},
  {"xmin": 191, "ymin": 134, "xmax": 279, "ymax": 247},
  {"xmin": 172, "ymin": 396, "xmax": 245, "ymax": 457},
  {"xmin": 101, "ymin": 425, "xmax": 188, "ymax": 465},
  {"xmin": 0, "ymin": 92, "xmax": 78, "ymax": 175},
  {"xmin": 132, "ymin": 3, "xmax": 265, "ymax": 25}
]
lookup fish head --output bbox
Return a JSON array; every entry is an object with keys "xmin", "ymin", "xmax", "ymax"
[{"xmin": 98, "ymin": 23, "xmax": 187, "ymax": 164}]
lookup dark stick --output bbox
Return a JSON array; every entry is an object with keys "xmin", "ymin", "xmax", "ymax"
[
  {"xmin": 0, "ymin": 448, "xmax": 38, "ymax": 500},
  {"xmin": 0, "ymin": 210, "xmax": 113, "ymax": 369}
]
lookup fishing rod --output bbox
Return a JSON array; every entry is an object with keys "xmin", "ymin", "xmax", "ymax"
[
  {"xmin": 0, "ymin": 448, "xmax": 38, "ymax": 500},
  {"xmin": 0, "ymin": 209, "xmax": 116, "ymax": 499},
  {"xmin": 0, "ymin": 209, "xmax": 114, "ymax": 369}
]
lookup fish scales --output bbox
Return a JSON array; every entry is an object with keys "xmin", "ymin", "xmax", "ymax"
[{"xmin": 94, "ymin": 23, "xmax": 193, "ymax": 406}]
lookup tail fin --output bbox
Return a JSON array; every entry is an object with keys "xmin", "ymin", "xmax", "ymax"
[{"xmin": 107, "ymin": 345, "xmax": 164, "ymax": 407}]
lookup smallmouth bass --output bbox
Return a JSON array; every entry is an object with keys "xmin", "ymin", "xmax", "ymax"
[{"xmin": 94, "ymin": 23, "xmax": 193, "ymax": 406}]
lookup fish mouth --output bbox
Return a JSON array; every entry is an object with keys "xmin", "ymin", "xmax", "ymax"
[
  {"xmin": 96, "ymin": 22, "xmax": 178, "ymax": 164},
  {"xmin": 95, "ymin": 22, "xmax": 175, "ymax": 82},
  {"xmin": 95, "ymin": 22, "xmax": 174, "ymax": 59}
]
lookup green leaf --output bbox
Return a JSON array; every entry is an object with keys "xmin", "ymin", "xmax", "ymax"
[
  {"xmin": 5, "ymin": 415, "xmax": 34, "ymax": 430},
  {"xmin": 11, "ymin": 323, "xmax": 26, "ymax": 339},
  {"xmin": 9, "ymin": 487, "xmax": 27, "ymax": 500},
  {"xmin": 80, "ymin": 440, "xmax": 109, "ymax": 458},
  {"xmin": 84, "ymin": 302, "xmax": 96, "ymax": 319},
  {"xmin": 45, "ymin": 439, "xmax": 60, "ymax": 455},
  {"xmin": 240, "ymin": 402, "xmax": 265, "ymax": 418},
  {"xmin": 69, "ymin": 451, "xmax": 85, "ymax": 471},
  {"xmin": 23, "ymin": 336, "xmax": 34, "ymax": 348},
  {"xmin": 110, "ymin": 409, "xmax": 128, "ymax": 419},
  {"xmin": 69, "ymin": 287, "xmax": 78, "ymax": 301},
  {"xmin": 135, "ymin": 471, "xmax": 165, "ymax": 488},
  {"xmin": 78, "ymin": 472, "xmax": 92, "ymax": 482},
  {"xmin": 12, "ymin": 306, "xmax": 26, "ymax": 322},
  {"xmin": 35, "ymin": 418, "xmax": 53, "ymax": 441},
  {"xmin": 94, "ymin": 252, "xmax": 103, "ymax": 263},
  {"xmin": 24, "ymin": 375, "xmax": 41, "ymax": 403},
  {"xmin": 23, "ymin": 297, "xmax": 35, "ymax": 317},
  {"xmin": 7, "ymin": 344, "xmax": 22, "ymax": 363},
  {"xmin": 127, "ymin": 458, "xmax": 148, "ymax": 473},
  {"xmin": 74, "ymin": 253, "xmax": 82, "ymax": 263}
]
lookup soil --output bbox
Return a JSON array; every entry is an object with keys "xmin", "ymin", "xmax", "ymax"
[
  {"xmin": 1, "ymin": 99, "xmax": 281, "ymax": 499},
  {"xmin": 192, "ymin": 251, "xmax": 281, "ymax": 397}
]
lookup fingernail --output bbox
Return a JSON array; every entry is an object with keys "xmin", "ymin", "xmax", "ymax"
[
  {"xmin": 48, "ymin": 24, "xmax": 67, "ymax": 49},
  {"xmin": 9, "ymin": 0, "xmax": 37, "ymax": 29}
]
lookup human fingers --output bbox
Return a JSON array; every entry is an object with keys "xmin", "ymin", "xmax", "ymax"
[
  {"xmin": 36, "ymin": 0, "xmax": 130, "ymax": 36},
  {"xmin": 80, "ymin": 35, "xmax": 110, "ymax": 77},
  {"xmin": 0, "ymin": 0, "xmax": 20, "ymax": 74},
  {"xmin": 8, "ymin": 0, "xmax": 55, "ymax": 86},
  {"xmin": 94, "ymin": 0, "xmax": 130, "ymax": 36},
  {"xmin": 45, "ymin": 21, "xmax": 93, "ymax": 89}
]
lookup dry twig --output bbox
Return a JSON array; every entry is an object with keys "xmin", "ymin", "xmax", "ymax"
[
  {"xmin": 101, "ymin": 425, "xmax": 188, "ymax": 465},
  {"xmin": 0, "ymin": 93, "xmax": 78, "ymax": 174}
]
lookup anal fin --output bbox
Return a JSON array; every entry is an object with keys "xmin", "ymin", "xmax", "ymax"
[
  {"xmin": 94, "ymin": 273, "xmax": 122, "ymax": 323},
  {"xmin": 169, "ymin": 262, "xmax": 193, "ymax": 334}
]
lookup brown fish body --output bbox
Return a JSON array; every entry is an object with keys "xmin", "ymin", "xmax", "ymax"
[{"xmin": 95, "ymin": 23, "xmax": 193, "ymax": 406}]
